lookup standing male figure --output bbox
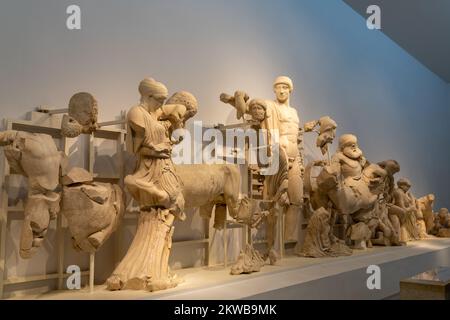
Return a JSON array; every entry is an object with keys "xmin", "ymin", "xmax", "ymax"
[
  {"xmin": 220, "ymin": 76, "xmax": 304, "ymax": 244},
  {"xmin": 265, "ymin": 76, "xmax": 304, "ymax": 242}
]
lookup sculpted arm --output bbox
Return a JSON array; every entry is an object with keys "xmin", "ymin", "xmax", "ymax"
[
  {"xmin": 0, "ymin": 130, "xmax": 18, "ymax": 146},
  {"xmin": 220, "ymin": 90, "xmax": 250, "ymax": 120},
  {"xmin": 304, "ymin": 120, "xmax": 319, "ymax": 133}
]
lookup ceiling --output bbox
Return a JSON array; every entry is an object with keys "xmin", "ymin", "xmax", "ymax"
[{"xmin": 344, "ymin": 0, "xmax": 450, "ymax": 83}]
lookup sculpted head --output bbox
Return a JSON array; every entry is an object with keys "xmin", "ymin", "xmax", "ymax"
[
  {"xmin": 166, "ymin": 91, "xmax": 198, "ymax": 125},
  {"xmin": 339, "ymin": 134, "xmax": 363, "ymax": 160},
  {"xmin": 377, "ymin": 160, "xmax": 400, "ymax": 176},
  {"xmin": 397, "ymin": 178, "xmax": 412, "ymax": 192},
  {"xmin": 438, "ymin": 208, "xmax": 449, "ymax": 225},
  {"xmin": 273, "ymin": 76, "xmax": 293, "ymax": 104},
  {"xmin": 317, "ymin": 116, "xmax": 337, "ymax": 151},
  {"xmin": 428, "ymin": 194, "xmax": 435, "ymax": 203},
  {"xmin": 248, "ymin": 99, "xmax": 267, "ymax": 121},
  {"xmin": 138, "ymin": 78, "xmax": 168, "ymax": 111},
  {"xmin": 62, "ymin": 92, "xmax": 99, "ymax": 137}
]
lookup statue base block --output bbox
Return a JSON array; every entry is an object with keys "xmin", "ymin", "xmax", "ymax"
[{"xmin": 12, "ymin": 238, "xmax": 450, "ymax": 300}]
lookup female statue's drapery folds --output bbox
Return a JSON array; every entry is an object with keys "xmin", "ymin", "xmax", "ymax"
[
  {"xmin": 106, "ymin": 78, "xmax": 185, "ymax": 292},
  {"xmin": 125, "ymin": 103, "xmax": 185, "ymax": 216}
]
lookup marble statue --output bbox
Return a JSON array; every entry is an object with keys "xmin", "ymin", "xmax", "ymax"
[
  {"xmin": 306, "ymin": 134, "xmax": 388, "ymax": 250},
  {"xmin": 436, "ymin": 208, "xmax": 450, "ymax": 228},
  {"xmin": 393, "ymin": 178, "xmax": 422, "ymax": 241},
  {"xmin": 262, "ymin": 143, "xmax": 289, "ymax": 265},
  {"xmin": 347, "ymin": 222, "xmax": 373, "ymax": 249},
  {"xmin": 106, "ymin": 78, "xmax": 253, "ymax": 290},
  {"xmin": 106, "ymin": 78, "xmax": 185, "ymax": 292},
  {"xmin": 0, "ymin": 130, "xmax": 66, "ymax": 258},
  {"xmin": 304, "ymin": 116, "xmax": 337, "ymax": 155},
  {"xmin": 341, "ymin": 163, "xmax": 387, "ymax": 249},
  {"xmin": 165, "ymin": 91, "xmax": 198, "ymax": 126},
  {"xmin": 431, "ymin": 208, "xmax": 450, "ymax": 237},
  {"xmin": 415, "ymin": 207, "xmax": 431, "ymax": 239},
  {"xmin": 299, "ymin": 207, "xmax": 352, "ymax": 257},
  {"xmin": 328, "ymin": 134, "xmax": 377, "ymax": 213},
  {"xmin": 219, "ymin": 90, "xmax": 250, "ymax": 120},
  {"xmin": 229, "ymin": 198, "xmax": 273, "ymax": 274},
  {"xmin": 175, "ymin": 164, "xmax": 251, "ymax": 230},
  {"xmin": 220, "ymin": 76, "xmax": 304, "ymax": 244},
  {"xmin": 372, "ymin": 159, "xmax": 403, "ymax": 246},
  {"xmin": 61, "ymin": 92, "xmax": 99, "ymax": 138},
  {"xmin": 300, "ymin": 115, "xmax": 339, "ymax": 255},
  {"xmin": 230, "ymin": 244, "xmax": 265, "ymax": 275},
  {"xmin": 417, "ymin": 194, "xmax": 436, "ymax": 234},
  {"xmin": 176, "ymin": 163, "xmax": 268, "ymax": 276},
  {"xmin": 159, "ymin": 90, "xmax": 198, "ymax": 142},
  {"xmin": 61, "ymin": 167, "xmax": 124, "ymax": 253},
  {"xmin": 268, "ymin": 76, "xmax": 304, "ymax": 243},
  {"xmin": 222, "ymin": 97, "xmax": 290, "ymax": 265}
]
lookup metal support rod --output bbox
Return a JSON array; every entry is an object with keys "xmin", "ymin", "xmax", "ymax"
[
  {"xmin": 279, "ymin": 210, "xmax": 285, "ymax": 259},
  {"xmin": 205, "ymin": 218, "xmax": 211, "ymax": 267},
  {"xmin": 89, "ymin": 253, "xmax": 95, "ymax": 293},
  {"xmin": 223, "ymin": 220, "xmax": 228, "ymax": 268},
  {"xmin": 36, "ymin": 107, "xmax": 69, "ymax": 115},
  {"xmin": 57, "ymin": 136, "xmax": 68, "ymax": 291},
  {"xmin": 97, "ymin": 119, "xmax": 127, "ymax": 128}
]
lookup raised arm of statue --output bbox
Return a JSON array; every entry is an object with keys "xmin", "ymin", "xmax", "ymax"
[
  {"xmin": 0, "ymin": 130, "xmax": 18, "ymax": 146},
  {"xmin": 220, "ymin": 90, "xmax": 250, "ymax": 120},
  {"xmin": 304, "ymin": 120, "xmax": 319, "ymax": 133}
]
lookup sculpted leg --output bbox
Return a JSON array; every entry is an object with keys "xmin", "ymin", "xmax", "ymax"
[
  {"xmin": 20, "ymin": 193, "xmax": 59, "ymax": 259},
  {"xmin": 214, "ymin": 204, "xmax": 227, "ymax": 230},
  {"xmin": 284, "ymin": 158, "xmax": 303, "ymax": 242},
  {"xmin": 266, "ymin": 208, "xmax": 278, "ymax": 265},
  {"xmin": 199, "ymin": 203, "xmax": 214, "ymax": 220},
  {"xmin": 19, "ymin": 215, "xmax": 34, "ymax": 259}
]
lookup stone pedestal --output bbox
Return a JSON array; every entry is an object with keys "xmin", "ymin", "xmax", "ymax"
[{"xmin": 400, "ymin": 267, "xmax": 450, "ymax": 300}]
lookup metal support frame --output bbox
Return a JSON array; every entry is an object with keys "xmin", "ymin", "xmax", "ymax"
[{"xmin": 0, "ymin": 111, "xmax": 127, "ymax": 299}]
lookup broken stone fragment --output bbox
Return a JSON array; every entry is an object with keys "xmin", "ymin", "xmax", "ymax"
[
  {"xmin": 62, "ymin": 167, "xmax": 94, "ymax": 186},
  {"xmin": 62, "ymin": 180, "xmax": 124, "ymax": 253}
]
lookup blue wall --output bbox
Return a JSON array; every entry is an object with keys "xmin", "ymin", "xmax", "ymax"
[{"xmin": 0, "ymin": 0, "xmax": 449, "ymax": 207}]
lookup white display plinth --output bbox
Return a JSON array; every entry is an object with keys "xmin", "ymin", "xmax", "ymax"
[{"xmin": 9, "ymin": 238, "xmax": 450, "ymax": 300}]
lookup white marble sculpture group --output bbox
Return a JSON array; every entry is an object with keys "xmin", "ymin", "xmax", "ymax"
[{"xmin": 1, "ymin": 75, "xmax": 449, "ymax": 293}]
